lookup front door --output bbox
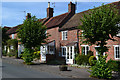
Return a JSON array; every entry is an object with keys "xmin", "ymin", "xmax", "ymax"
[
  {"xmin": 66, "ymin": 46, "xmax": 74, "ymax": 64},
  {"xmin": 40, "ymin": 46, "xmax": 47, "ymax": 62}
]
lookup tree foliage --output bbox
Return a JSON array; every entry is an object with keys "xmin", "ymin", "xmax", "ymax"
[
  {"xmin": 79, "ymin": 4, "xmax": 120, "ymax": 54},
  {"xmin": 2, "ymin": 27, "xmax": 10, "ymax": 47},
  {"xmin": 17, "ymin": 16, "xmax": 47, "ymax": 49},
  {"xmin": 79, "ymin": 4, "xmax": 120, "ymax": 79}
]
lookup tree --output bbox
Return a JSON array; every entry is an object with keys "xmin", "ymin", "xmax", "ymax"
[
  {"xmin": 17, "ymin": 16, "xmax": 47, "ymax": 49},
  {"xmin": 17, "ymin": 15, "xmax": 48, "ymax": 64},
  {"xmin": 2, "ymin": 27, "xmax": 10, "ymax": 48},
  {"xmin": 79, "ymin": 4, "xmax": 120, "ymax": 55},
  {"xmin": 79, "ymin": 4, "xmax": 120, "ymax": 79}
]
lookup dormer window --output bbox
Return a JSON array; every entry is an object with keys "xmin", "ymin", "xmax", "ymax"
[
  {"xmin": 62, "ymin": 31, "xmax": 67, "ymax": 40},
  {"xmin": 12, "ymin": 34, "xmax": 14, "ymax": 39}
]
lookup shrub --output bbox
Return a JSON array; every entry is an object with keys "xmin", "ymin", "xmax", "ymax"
[
  {"xmin": 75, "ymin": 54, "xmax": 90, "ymax": 65},
  {"xmin": 107, "ymin": 59, "xmax": 120, "ymax": 72},
  {"xmin": 21, "ymin": 48, "xmax": 34, "ymax": 64},
  {"xmin": 8, "ymin": 49, "xmax": 16, "ymax": 57},
  {"xmin": 88, "ymin": 55, "xmax": 112, "ymax": 79},
  {"xmin": 89, "ymin": 56, "xmax": 96, "ymax": 66},
  {"xmin": 33, "ymin": 51, "xmax": 40, "ymax": 59},
  {"xmin": 2, "ymin": 50, "xmax": 7, "ymax": 56}
]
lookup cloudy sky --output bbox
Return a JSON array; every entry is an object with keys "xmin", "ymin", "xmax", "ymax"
[{"xmin": 1, "ymin": 1, "xmax": 115, "ymax": 27}]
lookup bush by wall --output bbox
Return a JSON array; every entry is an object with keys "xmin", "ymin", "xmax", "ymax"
[
  {"xmin": 75, "ymin": 54, "xmax": 90, "ymax": 65},
  {"xmin": 89, "ymin": 55, "xmax": 112, "ymax": 79},
  {"xmin": 107, "ymin": 59, "xmax": 120, "ymax": 72},
  {"xmin": 89, "ymin": 56, "xmax": 96, "ymax": 66},
  {"xmin": 2, "ymin": 50, "xmax": 7, "ymax": 56}
]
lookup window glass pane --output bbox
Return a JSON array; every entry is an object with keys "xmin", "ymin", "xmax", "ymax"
[
  {"xmin": 65, "ymin": 31, "xmax": 67, "ymax": 39},
  {"xmin": 86, "ymin": 46, "xmax": 89, "ymax": 54},
  {"xmin": 63, "ymin": 48, "xmax": 65, "ymax": 55},
  {"xmin": 70, "ymin": 47, "xmax": 72, "ymax": 59},
  {"xmin": 67, "ymin": 47, "xmax": 69, "ymax": 59},
  {"xmin": 115, "ymin": 46, "xmax": 120, "ymax": 58},
  {"xmin": 82, "ymin": 47, "xmax": 85, "ymax": 55}
]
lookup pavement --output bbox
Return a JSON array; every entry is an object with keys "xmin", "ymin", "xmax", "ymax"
[{"xmin": 2, "ymin": 56, "xmax": 91, "ymax": 78}]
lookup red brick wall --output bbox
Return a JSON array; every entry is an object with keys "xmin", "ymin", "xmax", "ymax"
[
  {"xmin": 78, "ymin": 30, "xmax": 120, "ymax": 61},
  {"xmin": 60, "ymin": 29, "xmax": 78, "ymax": 46},
  {"xmin": 47, "ymin": 27, "xmax": 60, "ymax": 56}
]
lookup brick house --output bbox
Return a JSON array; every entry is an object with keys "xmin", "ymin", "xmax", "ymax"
[
  {"xmin": 59, "ymin": 1, "xmax": 120, "ymax": 64},
  {"xmin": 40, "ymin": 2, "xmax": 76, "ymax": 62}
]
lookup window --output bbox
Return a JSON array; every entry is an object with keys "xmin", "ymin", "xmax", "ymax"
[
  {"xmin": 62, "ymin": 31, "xmax": 67, "ymax": 40},
  {"xmin": 45, "ymin": 31, "xmax": 47, "ymax": 36},
  {"xmin": 116, "ymin": 30, "xmax": 120, "ymax": 37},
  {"xmin": 48, "ymin": 46, "xmax": 54, "ymax": 54},
  {"xmin": 4, "ymin": 46, "xmax": 7, "ymax": 51},
  {"xmin": 114, "ymin": 45, "xmax": 120, "ymax": 59},
  {"xmin": 81, "ymin": 45, "xmax": 89, "ymax": 55},
  {"xmin": 12, "ymin": 34, "xmax": 14, "ymax": 39},
  {"xmin": 95, "ymin": 46, "xmax": 106, "ymax": 60},
  {"xmin": 21, "ymin": 44, "xmax": 24, "ymax": 52},
  {"xmin": 10, "ymin": 46, "xmax": 14, "ymax": 50},
  {"xmin": 61, "ymin": 46, "xmax": 67, "ymax": 56}
]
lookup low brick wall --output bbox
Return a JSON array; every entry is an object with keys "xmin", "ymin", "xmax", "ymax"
[
  {"xmin": 46, "ymin": 54, "xmax": 66, "ymax": 64},
  {"xmin": 46, "ymin": 54, "xmax": 55, "ymax": 63}
]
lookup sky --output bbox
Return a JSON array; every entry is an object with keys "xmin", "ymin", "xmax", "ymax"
[{"xmin": 1, "ymin": 1, "xmax": 115, "ymax": 27}]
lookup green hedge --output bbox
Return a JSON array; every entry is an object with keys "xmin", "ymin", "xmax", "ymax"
[
  {"xmin": 75, "ymin": 54, "xmax": 91, "ymax": 65},
  {"xmin": 107, "ymin": 59, "xmax": 120, "ymax": 72},
  {"xmin": 89, "ymin": 56, "xmax": 97, "ymax": 66}
]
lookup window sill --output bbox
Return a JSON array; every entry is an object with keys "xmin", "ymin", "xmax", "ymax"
[{"xmin": 114, "ymin": 58, "xmax": 120, "ymax": 60}]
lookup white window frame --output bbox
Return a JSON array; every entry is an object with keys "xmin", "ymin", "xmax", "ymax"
[
  {"xmin": 45, "ymin": 31, "xmax": 47, "ymax": 36},
  {"xmin": 62, "ymin": 31, "xmax": 68, "ymax": 40},
  {"xmin": 95, "ymin": 46, "xmax": 106, "ymax": 60},
  {"xmin": 21, "ymin": 44, "xmax": 24, "ymax": 52},
  {"xmin": 113, "ymin": 45, "xmax": 120, "ymax": 60},
  {"xmin": 81, "ymin": 45, "xmax": 89, "ymax": 55},
  {"xmin": 61, "ymin": 46, "xmax": 67, "ymax": 57},
  {"xmin": 12, "ymin": 34, "xmax": 14, "ymax": 39},
  {"xmin": 4, "ymin": 46, "xmax": 7, "ymax": 51}
]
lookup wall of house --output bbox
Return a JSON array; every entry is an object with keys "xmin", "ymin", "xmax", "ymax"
[
  {"xmin": 78, "ymin": 32, "xmax": 120, "ymax": 61},
  {"xmin": 47, "ymin": 27, "xmax": 60, "ymax": 57},
  {"xmin": 60, "ymin": 29, "xmax": 78, "ymax": 46}
]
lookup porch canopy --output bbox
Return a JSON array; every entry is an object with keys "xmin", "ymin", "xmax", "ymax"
[
  {"xmin": 65, "ymin": 42, "xmax": 78, "ymax": 47},
  {"xmin": 42, "ymin": 40, "xmax": 55, "ymax": 46}
]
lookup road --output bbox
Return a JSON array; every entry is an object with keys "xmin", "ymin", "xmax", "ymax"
[{"xmin": 2, "ymin": 60, "xmax": 64, "ymax": 78}]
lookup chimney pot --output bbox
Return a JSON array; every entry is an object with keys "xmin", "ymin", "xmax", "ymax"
[
  {"xmin": 26, "ymin": 13, "xmax": 31, "ymax": 19},
  {"xmin": 48, "ymin": 2, "xmax": 50, "ymax": 7},
  {"xmin": 47, "ymin": 2, "xmax": 53, "ymax": 18}
]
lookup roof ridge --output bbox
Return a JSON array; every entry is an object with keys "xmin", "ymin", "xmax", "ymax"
[{"xmin": 44, "ymin": 12, "xmax": 69, "ymax": 26}]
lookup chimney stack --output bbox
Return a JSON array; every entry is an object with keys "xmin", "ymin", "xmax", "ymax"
[
  {"xmin": 68, "ymin": 2, "xmax": 75, "ymax": 14},
  {"xmin": 26, "ymin": 13, "xmax": 31, "ymax": 19},
  {"xmin": 47, "ymin": 2, "xmax": 53, "ymax": 18}
]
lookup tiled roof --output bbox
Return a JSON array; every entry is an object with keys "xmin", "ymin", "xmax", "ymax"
[
  {"xmin": 59, "ymin": 1, "xmax": 120, "ymax": 31},
  {"xmin": 44, "ymin": 13, "xmax": 69, "ymax": 29},
  {"xmin": 4, "ymin": 26, "xmax": 11, "ymax": 29},
  {"xmin": 6, "ymin": 18, "xmax": 47, "ymax": 35},
  {"xmin": 6, "ymin": 25, "xmax": 21, "ymax": 34},
  {"xmin": 59, "ymin": 10, "xmax": 89, "ymax": 31}
]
